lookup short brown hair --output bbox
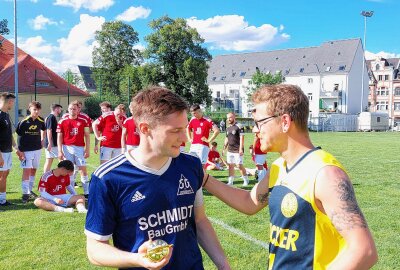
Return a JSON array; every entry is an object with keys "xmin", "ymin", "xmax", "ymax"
[
  {"xmin": 99, "ymin": 101, "xmax": 112, "ymax": 109},
  {"xmin": 115, "ymin": 104, "xmax": 126, "ymax": 112},
  {"xmin": 190, "ymin": 104, "xmax": 201, "ymax": 112},
  {"xmin": 252, "ymin": 84, "xmax": 309, "ymax": 131},
  {"xmin": 51, "ymin": 103, "xmax": 62, "ymax": 110},
  {"xmin": 28, "ymin": 100, "xmax": 42, "ymax": 110},
  {"xmin": 0, "ymin": 92, "xmax": 16, "ymax": 101},
  {"xmin": 131, "ymin": 86, "xmax": 188, "ymax": 125}
]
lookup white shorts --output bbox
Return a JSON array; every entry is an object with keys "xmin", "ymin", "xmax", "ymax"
[
  {"xmin": 45, "ymin": 194, "xmax": 73, "ymax": 208},
  {"xmin": 189, "ymin": 144, "xmax": 210, "ymax": 165},
  {"xmin": 45, "ymin": 147, "xmax": 58, "ymax": 159},
  {"xmin": 180, "ymin": 146, "xmax": 186, "ymax": 153},
  {"xmin": 20, "ymin": 149, "xmax": 42, "ymax": 169},
  {"xmin": 100, "ymin": 146, "xmax": 122, "ymax": 161},
  {"xmin": 226, "ymin": 152, "xmax": 243, "ymax": 165},
  {"xmin": 0, "ymin": 152, "xmax": 12, "ymax": 171},
  {"xmin": 63, "ymin": 145, "xmax": 86, "ymax": 167},
  {"xmin": 126, "ymin": 145, "xmax": 138, "ymax": 151},
  {"xmin": 254, "ymin": 154, "xmax": 267, "ymax": 165}
]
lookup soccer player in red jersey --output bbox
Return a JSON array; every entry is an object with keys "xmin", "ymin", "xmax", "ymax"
[
  {"xmin": 93, "ymin": 104, "xmax": 127, "ymax": 164},
  {"xmin": 187, "ymin": 104, "xmax": 220, "ymax": 167},
  {"xmin": 34, "ymin": 160, "xmax": 87, "ymax": 213},
  {"xmin": 205, "ymin": 142, "xmax": 227, "ymax": 171},
  {"xmin": 121, "ymin": 102, "xmax": 140, "ymax": 153},
  {"xmin": 57, "ymin": 102, "xmax": 90, "ymax": 198}
]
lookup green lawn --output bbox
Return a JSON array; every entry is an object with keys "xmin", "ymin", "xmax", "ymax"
[{"xmin": 0, "ymin": 132, "xmax": 399, "ymax": 269}]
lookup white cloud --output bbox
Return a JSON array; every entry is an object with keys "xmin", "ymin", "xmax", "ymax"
[
  {"xmin": 54, "ymin": 0, "xmax": 114, "ymax": 12},
  {"xmin": 30, "ymin": 0, "xmax": 39, "ymax": 3},
  {"xmin": 116, "ymin": 6, "xmax": 151, "ymax": 22},
  {"xmin": 29, "ymin": 15, "xmax": 58, "ymax": 30},
  {"xmin": 187, "ymin": 15, "xmax": 290, "ymax": 51},
  {"xmin": 365, "ymin": 50, "xmax": 400, "ymax": 60},
  {"xmin": 133, "ymin": 43, "xmax": 145, "ymax": 52},
  {"xmin": 18, "ymin": 14, "xmax": 105, "ymax": 74}
]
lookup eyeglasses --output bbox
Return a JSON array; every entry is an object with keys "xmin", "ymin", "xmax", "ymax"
[{"xmin": 254, "ymin": 115, "xmax": 278, "ymax": 130}]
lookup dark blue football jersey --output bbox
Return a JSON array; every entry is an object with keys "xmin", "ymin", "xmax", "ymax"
[{"xmin": 85, "ymin": 152, "xmax": 205, "ymax": 270}]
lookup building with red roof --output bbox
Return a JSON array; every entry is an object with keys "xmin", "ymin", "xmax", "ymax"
[{"xmin": 0, "ymin": 35, "xmax": 90, "ymax": 121}]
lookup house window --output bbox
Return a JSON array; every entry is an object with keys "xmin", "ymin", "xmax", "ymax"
[
  {"xmin": 231, "ymin": 72, "xmax": 236, "ymax": 77},
  {"xmin": 377, "ymin": 88, "xmax": 388, "ymax": 96},
  {"xmin": 395, "ymin": 88, "xmax": 400, "ymax": 96},
  {"xmin": 326, "ymin": 66, "xmax": 331, "ymax": 71},
  {"xmin": 212, "ymin": 77, "xmax": 216, "ymax": 81},
  {"xmin": 394, "ymin": 102, "xmax": 400, "ymax": 111},
  {"xmin": 239, "ymin": 71, "xmax": 246, "ymax": 77},
  {"xmin": 375, "ymin": 64, "xmax": 380, "ymax": 70},
  {"xmin": 299, "ymin": 68, "xmax": 304, "ymax": 73},
  {"xmin": 376, "ymin": 101, "xmax": 388, "ymax": 111},
  {"xmin": 385, "ymin": 75, "xmax": 389, "ymax": 81},
  {"xmin": 35, "ymin": 81, "xmax": 50, "ymax": 87},
  {"xmin": 307, "ymin": 93, "xmax": 313, "ymax": 101},
  {"xmin": 378, "ymin": 75, "xmax": 383, "ymax": 81},
  {"xmin": 338, "ymin": 65, "xmax": 346, "ymax": 71},
  {"xmin": 308, "ymin": 78, "xmax": 313, "ymax": 84},
  {"xmin": 221, "ymin": 76, "xmax": 226, "ymax": 81},
  {"xmin": 216, "ymin": 91, "xmax": 220, "ymax": 98}
]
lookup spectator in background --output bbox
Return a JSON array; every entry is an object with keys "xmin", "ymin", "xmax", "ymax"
[
  {"xmin": 220, "ymin": 119, "xmax": 226, "ymax": 132},
  {"xmin": 121, "ymin": 102, "xmax": 140, "ymax": 153}
]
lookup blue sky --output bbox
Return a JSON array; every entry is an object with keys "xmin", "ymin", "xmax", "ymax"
[{"xmin": 0, "ymin": 0, "xmax": 399, "ymax": 73}]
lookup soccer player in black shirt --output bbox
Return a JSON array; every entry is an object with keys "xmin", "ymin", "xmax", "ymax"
[
  {"xmin": 43, "ymin": 103, "xmax": 63, "ymax": 172},
  {"xmin": 16, "ymin": 101, "xmax": 46, "ymax": 203},
  {"xmin": 0, "ymin": 93, "xmax": 22, "ymax": 207}
]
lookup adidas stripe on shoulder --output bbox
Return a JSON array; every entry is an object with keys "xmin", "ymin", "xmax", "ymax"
[{"xmin": 93, "ymin": 154, "xmax": 126, "ymax": 178}]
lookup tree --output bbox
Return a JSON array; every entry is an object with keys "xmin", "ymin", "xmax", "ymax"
[
  {"xmin": 144, "ymin": 16, "xmax": 212, "ymax": 105},
  {"xmin": 0, "ymin": 19, "xmax": 10, "ymax": 50},
  {"xmin": 246, "ymin": 70, "xmax": 284, "ymax": 100},
  {"xmin": 92, "ymin": 21, "xmax": 141, "ymax": 96},
  {"xmin": 62, "ymin": 69, "xmax": 84, "ymax": 89}
]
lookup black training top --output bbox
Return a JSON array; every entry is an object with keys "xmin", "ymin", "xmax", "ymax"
[
  {"xmin": 44, "ymin": 114, "xmax": 58, "ymax": 147},
  {"xmin": 0, "ymin": 111, "xmax": 13, "ymax": 153},
  {"xmin": 16, "ymin": 116, "xmax": 46, "ymax": 152}
]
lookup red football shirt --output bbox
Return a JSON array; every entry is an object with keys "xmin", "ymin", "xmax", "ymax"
[
  {"xmin": 63, "ymin": 112, "xmax": 92, "ymax": 126},
  {"xmin": 95, "ymin": 112, "xmax": 126, "ymax": 148},
  {"xmin": 57, "ymin": 116, "xmax": 89, "ymax": 146},
  {"xmin": 123, "ymin": 117, "xmax": 140, "ymax": 146},
  {"xmin": 254, "ymin": 138, "xmax": 267, "ymax": 155},
  {"xmin": 208, "ymin": 150, "xmax": 220, "ymax": 162},
  {"xmin": 188, "ymin": 117, "xmax": 214, "ymax": 146},
  {"xmin": 38, "ymin": 171, "xmax": 71, "ymax": 195}
]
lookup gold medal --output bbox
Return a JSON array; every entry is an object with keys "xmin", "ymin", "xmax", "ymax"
[{"xmin": 145, "ymin": 239, "xmax": 173, "ymax": 262}]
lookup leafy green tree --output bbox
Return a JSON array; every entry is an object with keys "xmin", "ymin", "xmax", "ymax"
[
  {"xmin": 0, "ymin": 19, "xmax": 10, "ymax": 50},
  {"xmin": 144, "ymin": 16, "xmax": 212, "ymax": 105},
  {"xmin": 247, "ymin": 70, "xmax": 284, "ymax": 100},
  {"xmin": 62, "ymin": 69, "xmax": 84, "ymax": 88},
  {"xmin": 92, "ymin": 21, "xmax": 141, "ymax": 96}
]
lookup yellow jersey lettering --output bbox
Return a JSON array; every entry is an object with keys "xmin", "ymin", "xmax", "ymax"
[
  {"xmin": 268, "ymin": 253, "xmax": 275, "ymax": 270},
  {"xmin": 269, "ymin": 224, "xmax": 299, "ymax": 251}
]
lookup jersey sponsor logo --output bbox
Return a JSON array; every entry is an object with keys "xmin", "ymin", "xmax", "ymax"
[
  {"xmin": 177, "ymin": 174, "xmax": 194, "ymax": 196},
  {"xmin": 138, "ymin": 205, "xmax": 194, "ymax": 239},
  {"xmin": 269, "ymin": 223, "xmax": 300, "ymax": 251},
  {"xmin": 70, "ymin": 127, "xmax": 78, "ymax": 136},
  {"xmin": 111, "ymin": 124, "xmax": 120, "ymax": 132},
  {"xmin": 28, "ymin": 125, "xmax": 38, "ymax": 130},
  {"xmin": 131, "ymin": 190, "xmax": 146, "ymax": 202},
  {"xmin": 281, "ymin": 192, "xmax": 298, "ymax": 218},
  {"xmin": 52, "ymin": 184, "xmax": 63, "ymax": 193},
  {"xmin": 195, "ymin": 127, "xmax": 202, "ymax": 135}
]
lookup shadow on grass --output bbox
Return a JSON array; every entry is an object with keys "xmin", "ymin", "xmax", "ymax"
[{"xmin": 0, "ymin": 198, "xmax": 37, "ymax": 211}]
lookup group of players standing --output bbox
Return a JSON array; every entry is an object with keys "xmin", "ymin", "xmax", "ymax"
[{"xmin": 0, "ymin": 91, "xmax": 264, "ymax": 210}]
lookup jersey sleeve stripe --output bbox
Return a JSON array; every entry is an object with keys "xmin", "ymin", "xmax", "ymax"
[{"xmin": 84, "ymin": 229, "xmax": 112, "ymax": 241}]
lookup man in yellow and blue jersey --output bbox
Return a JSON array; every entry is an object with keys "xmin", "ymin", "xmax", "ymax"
[{"xmin": 203, "ymin": 84, "xmax": 378, "ymax": 269}]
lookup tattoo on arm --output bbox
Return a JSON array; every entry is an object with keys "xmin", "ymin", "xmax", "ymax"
[
  {"xmin": 329, "ymin": 178, "xmax": 368, "ymax": 232},
  {"xmin": 257, "ymin": 192, "xmax": 269, "ymax": 204}
]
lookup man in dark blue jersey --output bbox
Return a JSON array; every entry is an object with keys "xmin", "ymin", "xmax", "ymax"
[{"xmin": 85, "ymin": 87, "xmax": 230, "ymax": 270}]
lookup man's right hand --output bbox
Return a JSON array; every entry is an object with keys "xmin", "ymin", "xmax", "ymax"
[
  {"xmin": 94, "ymin": 145, "xmax": 99, "ymax": 154},
  {"xmin": 54, "ymin": 198, "xmax": 64, "ymax": 205},
  {"xmin": 137, "ymin": 240, "xmax": 173, "ymax": 270},
  {"xmin": 58, "ymin": 152, "xmax": 65, "ymax": 161}
]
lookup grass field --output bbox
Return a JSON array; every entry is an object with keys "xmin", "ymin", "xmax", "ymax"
[{"xmin": 0, "ymin": 132, "xmax": 399, "ymax": 269}]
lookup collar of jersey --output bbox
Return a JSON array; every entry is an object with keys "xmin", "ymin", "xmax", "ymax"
[
  {"xmin": 125, "ymin": 149, "xmax": 172, "ymax": 176},
  {"xmin": 285, "ymin": 146, "xmax": 321, "ymax": 173}
]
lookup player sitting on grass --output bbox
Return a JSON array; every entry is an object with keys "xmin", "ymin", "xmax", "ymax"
[
  {"xmin": 205, "ymin": 142, "xmax": 227, "ymax": 171},
  {"xmin": 34, "ymin": 160, "xmax": 87, "ymax": 213}
]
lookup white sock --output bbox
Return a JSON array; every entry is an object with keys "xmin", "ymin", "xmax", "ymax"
[
  {"xmin": 54, "ymin": 206, "xmax": 74, "ymax": 213},
  {"xmin": 242, "ymin": 175, "xmax": 249, "ymax": 185},
  {"xmin": 29, "ymin": 176, "xmax": 35, "ymax": 192},
  {"xmin": 0, "ymin": 192, "xmax": 6, "ymax": 204},
  {"xmin": 228, "ymin": 176, "xmax": 234, "ymax": 184},
  {"xmin": 22, "ymin": 180, "xmax": 30, "ymax": 194},
  {"xmin": 258, "ymin": 169, "xmax": 266, "ymax": 181},
  {"xmin": 76, "ymin": 203, "xmax": 87, "ymax": 213},
  {"xmin": 70, "ymin": 175, "xmax": 76, "ymax": 188},
  {"xmin": 81, "ymin": 175, "xmax": 89, "ymax": 195}
]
